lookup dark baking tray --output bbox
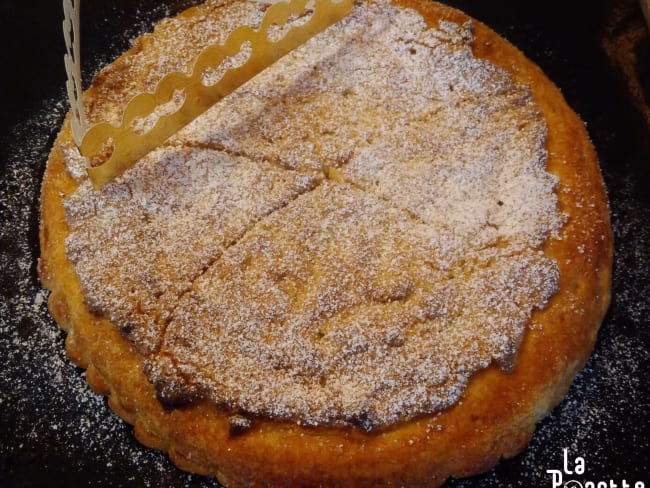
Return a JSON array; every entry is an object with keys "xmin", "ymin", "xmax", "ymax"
[{"xmin": 1, "ymin": 0, "xmax": 649, "ymax": 486}]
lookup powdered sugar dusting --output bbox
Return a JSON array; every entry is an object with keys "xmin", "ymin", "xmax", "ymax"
[
  {"xmin": 1, "ymin": 0, "xmax": 647, "ymax": 485},
  {"xmin": 65, "ymin": 147, "xmax": 321, "ymax": 353},
  {"xmin": 61, "ymin": 0, "xmax": 564, "ymax": 428},
  {"xmin": 175, "ymin": 1, "xmax": 563, "ymax": 250},
  {"xmin": 60, "ymin": 142, "xmax": 88, "ymax": 181},
  {"xmin": 150, "ymin": 182, "xmax": 558, "ymax": 428}
]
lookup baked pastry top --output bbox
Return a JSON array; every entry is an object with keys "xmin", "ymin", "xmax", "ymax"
[{"xmin": 39, "ymin": 0, "xmax": 612, "ymax": 485}]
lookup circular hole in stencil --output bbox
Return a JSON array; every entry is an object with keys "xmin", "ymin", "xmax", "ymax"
[
  {"xmin": 129, "ymin": 89, "xmax": 186, "ymax": 135},
  {"xmin": 89, "ymin": 137, "xmax": 115, "ymax": 167},
  {"xmin": 202, "ymin": 41, "xmax": 252, "ymax": 87},
  {"xmin": 266, "ymin": 9, "xmax": 314, "ymax": 42}
]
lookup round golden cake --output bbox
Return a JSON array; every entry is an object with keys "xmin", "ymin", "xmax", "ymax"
[{"xmin": 39, "ymin": 0, "xmax": 613, "ymax": 485}]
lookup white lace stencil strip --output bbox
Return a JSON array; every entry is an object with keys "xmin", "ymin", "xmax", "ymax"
[{"xmin": 63, "ymin": 0, "xmax": 87, "ymax": 146}]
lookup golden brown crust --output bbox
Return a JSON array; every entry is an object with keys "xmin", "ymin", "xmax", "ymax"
[{"xmin": 39, "ymin": 0, "xmax": 612, "ymax": 486}]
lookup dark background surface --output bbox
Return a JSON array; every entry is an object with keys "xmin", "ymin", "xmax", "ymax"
[{"xmin": 1, "ymin": 0, "xmax": 649, "ymax": 487}]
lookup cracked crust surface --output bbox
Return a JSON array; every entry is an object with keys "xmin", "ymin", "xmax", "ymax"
[{"xmin": 39, "ymin": 0, "xmax": 612, "ymax": 485}]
